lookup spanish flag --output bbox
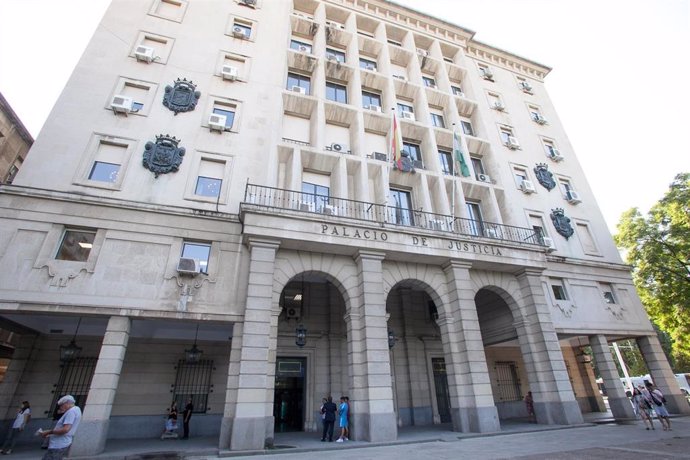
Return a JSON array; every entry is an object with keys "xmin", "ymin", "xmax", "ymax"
[{"xmin": 390, "ymin": 110, "xmax": 403, "ymax": 170}]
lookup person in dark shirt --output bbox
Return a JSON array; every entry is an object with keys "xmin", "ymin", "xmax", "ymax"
[
  {"xmin": 320, "ymin": 396, "xmax": 338, "ymax": 442},
  {"xmin": 182, "ymin": 399, "xmax": 194, "ymax": 439}
]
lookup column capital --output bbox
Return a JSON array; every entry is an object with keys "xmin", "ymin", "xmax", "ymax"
[
  {"xmin": 246, "ymin": 238, "xmax": 281, "ymax": 251},
  {"xmin": 353, "ymin": 250, "xmax": 386, "ymax": 263},
  {"xmin": 442, "ymin": 259, "xmax": 473, "ymax": 273},
  {"xmin": 514, "ymin": 267, "xmax": 546, "ymax": 279}
]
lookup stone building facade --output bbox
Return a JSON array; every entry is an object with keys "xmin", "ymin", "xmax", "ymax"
[
  {"xmin": 0, "ymin": 92, "xmax": 33, "ymax": 185},
  {"xmin": 0, "ymin": 0, "xmax": 687, "ymax": 456}
]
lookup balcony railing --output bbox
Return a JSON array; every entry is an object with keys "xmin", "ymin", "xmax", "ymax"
[{"xmin": 242, "ymin": 184, "xmax": 546, "ymax": 248}]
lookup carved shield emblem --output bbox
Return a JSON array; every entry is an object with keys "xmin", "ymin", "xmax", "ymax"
[
  {"xmin": 163, "ymin": 78, "xmax": 201, "ymax": 115},
  {"xmin": 550, "ymin": 208, "xmax": 574, "ymax": 239},
  {"xmin": 143, "ymin": 134, "xmax": 185, "ymax": 177},
  {"xmin": 534, "ymin": 163, "xmax": 556, "ymax": 190},
  {"xmin": 394, "ymin": 150, "xmax": 416, "ymax": 173}
]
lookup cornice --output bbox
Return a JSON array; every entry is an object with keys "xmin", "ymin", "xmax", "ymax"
[{"xmin": 466, "ymin": 42, "xmax": 551, "ymax": 81}]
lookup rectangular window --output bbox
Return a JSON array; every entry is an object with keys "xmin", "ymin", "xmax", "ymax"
[
  {"xmin": 422, "ymin": 76, "xmax": 437, "ymax": 88},
  {"xmin": 488, "ymin": 93, "xmax": 504, "ymax": 110},
  {"xmin": 173, "ymin": 359, "xmax": 214, "ymax": 415},
  {"xmin": 88, "ymin": 161, "xmax": 120, "ymax": 183},
  {"xmin": 388, "ymin": 188, "xmax": 413, "ymax": 226},
  {"xmin": 466, "ymin": 201, "xmax": 483, "ymax": 236},
  {"xmin": 212, "ymin": 106, "xmax": 235, "ymax": 129},
  {"xmin": 287, "ymin": 72, "xmax": 311, "ymax": 94},
  {"xmin": 195, "ymin": 158, "xmax": 225, "ymax": 198},
  {"xmin": 49, "ymin": 357, "xmax": 97, "ymax": 419},
  {"xmin": 290, "ymin": 39, "xmax": 312, "ymax": 53},
  {"xmin": 397, "ymin": 103, "xmax": 414, "ymax": 116},
  {"xmin": 478, "ymin": 64, "xmax": 493, "ymax": 80},
  {"xmin": 182, "ymin": 241, "xmax": 211, "ymax": 274},
  {"xmin": 326, "ymin": 82, "xmax": 348, "ymax": 103},
  {"xmin": 461, "ymin": 120, "xmax": 474, "ymax": 136},
  {"xmin": 326, "ymin": 48, "xmax": 346, "ymax": 63},
  {"xmin": 430, "ymin": 113, "xmax": 445, "ymax": 128},
  {"xmin": 359, "ymin": 57, "xmax": 377, "ymax": 71},
  {"xmin": 500, "ymin": 128, "xmax": 513, "ymax": 144},
  {"xmin": 56, "ymin": 229, "xmax": 97, "ymax": 262},
  {"xmin": 471, "ymin": 157, "xmax": 484, "ymax": 175},
  {"xmin": 402, "ymin": 142, "xmax": 421, "ymax": 161},
  {"xmin": 601, "ymin": 284, "xmax": 617, "ymax": 304},
  {"xmin": 551, "ymin": 281, "xmax": 568, "ymax": 301},
  {"xmin": 301, "ymin": 181, "xmax": 330, "ymax": 211},
  {"xmin": 232, "ymin": 21, "xmax": 252, "ymax": 39},
  {"xmin": 513, "ymin": 168, "xmax": 528, "ymax": 188},
  {"xmin": 439, "ymin": 150, "xmax": 453, "ymax": 175},
  {"xmin": 528, "ymin": 214, "xmax": 547, "ymax": 245},
  {"xmin": 361, "ymin": 90, "xmax": 381, "ymax": 108},
  {"xmin": 451, "ymin": 85, "xmax": 464, "ymax": 96},
  {"xmin": 493, "ymin": 361, "xmax": 522, "ymax": 402}
]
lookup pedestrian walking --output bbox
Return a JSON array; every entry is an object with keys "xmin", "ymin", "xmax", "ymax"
[
  {"xmin": 336, "ymin": 396, "xmax": 349, "ymax": 442},
  {"xmin": 1, "ymin": 401, "xmax": 31, "ymax": 454},
  {"xmin": 320, "ymin": 396, "xmax": 337, "ymax": 442},
  {"xmin": 524, "ymin": 391, "xmax": 536, "ymax": 423},
  {"xmin": 181, "ymin": 398, "xmax": 193, "ymax": 439},
  {"xmin": 633, "ymin": 386, "xmax": 655, "ymax": 430},
  {"xmin": 646, "ymin": 382, "xmax": 671, "ymax": 430},
  {"xmin": 39, "ymin": 395, "xmax": 81, "ymax": 460}
]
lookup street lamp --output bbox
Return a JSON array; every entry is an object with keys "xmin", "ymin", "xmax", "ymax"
[
  {"xmin": 60, "ymin": 317, "xmax": 83, "ymax": 363},
  {"xmin": 185, "ymin": 324, "xmax": 203, "ymax": 363},
  {"xmin": 295, "ymin": 324, "xmax": 307, "ymax": 347}
]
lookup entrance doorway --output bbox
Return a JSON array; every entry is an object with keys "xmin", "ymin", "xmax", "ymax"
[
  {"xmin": 432, "ymin": 358, "xmax": 451, "ymax": 423},
  {"xmin": 274, "ymin": 357, "xmax": 306, "ymax": 432}
]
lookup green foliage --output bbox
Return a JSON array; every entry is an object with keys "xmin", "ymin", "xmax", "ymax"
[{"xmin": 615, "ymin": 173, "xmax": 690, "ymax": 369}]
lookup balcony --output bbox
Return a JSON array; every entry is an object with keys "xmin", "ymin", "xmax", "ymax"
[{"xmin": 241, "ymin": 184, "xmax": 546, "ymax": 248}]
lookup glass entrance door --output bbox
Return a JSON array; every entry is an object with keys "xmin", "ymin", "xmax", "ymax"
[
  {"xmin": 432, "ymin": 357, "xmax": 451, "ymax": 423},
  {"xmin": 273, "ymin": 357, "xmax": 306, "ymax": 432}
]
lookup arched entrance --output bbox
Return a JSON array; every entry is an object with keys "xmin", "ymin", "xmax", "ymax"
[
  {"xmin": 274, "ymin": 272, "xmax": 348, "ymax": 433},
  {"xmin": 386, "ymin": 280, "xmax": 448, "ymax": 427}
]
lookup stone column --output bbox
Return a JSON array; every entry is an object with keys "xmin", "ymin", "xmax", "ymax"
[
  {"xmin": 70, "ymin": 316, "xmax": 130, "ymax": 457},
  {"xmin": 0, "ymin": 334, "xmax": 37, "ymax": 419},
  {"xmin": 442, "ymin": 261, "xmax": 500, "ymax": 432},
  {"xmin": 589, "ymin": 334, "xmax": 634, "ymax": 420},
  {"xmin": 514, "ymin": 269, "xmax": 583, "ymax": 425},
  {"xmin": 637, "ymin": 335, "xmax": 690, "ymax": 415},
  {"xmin": 346, "ymin": 250, "xmax": 397, "ymax": 442},
  {"xmin": 220, "ymin": 239, "xmax": 279, "ymax": 451}
]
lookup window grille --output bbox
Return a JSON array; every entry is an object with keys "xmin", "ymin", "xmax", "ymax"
[
  {"xmin": 48, "ymin": 357, "xmax": 97, "ymax": 419},
  {"xmin": 172, "ymin": 359, "xmax": 214, "ymax": 414},
  {"xmin": 494, "ymin": 361, "xmax": 522, "ymax": 402}
]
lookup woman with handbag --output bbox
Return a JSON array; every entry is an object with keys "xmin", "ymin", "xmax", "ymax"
[
  {"xmin": 633, "ymin": 386, "xmax": 655, "ymax": 430},
  {"xmin": 644, "ymin": 383, "xmax": 671, "ymax": 430}
]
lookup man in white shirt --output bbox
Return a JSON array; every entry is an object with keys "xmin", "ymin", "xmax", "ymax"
[{"xmin": 40, "ymin": 395, "xmax": 82, "ymax": 460}]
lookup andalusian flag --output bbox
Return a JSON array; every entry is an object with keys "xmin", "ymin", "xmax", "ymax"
[
  {"xmin": 453, "ymin": 129, "xmax": 471, "ymax": 177},
  {"xmin": 390, "ymin": 110, "xmax": 403, "ymax": 170}
]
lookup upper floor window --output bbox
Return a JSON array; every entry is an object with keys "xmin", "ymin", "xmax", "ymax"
[
  {"xmin": 451, "ymin": 85, "xmax": 464, "ymax": 97},
  {"xmin": 422, "ymin": 76, "xmax": 437, "ymax": 88},
  {"xmin": 466, "ymin": 201, "xmax": 483, "ymax": 235},
  {"xmin": 88, "ymin": 162, "xmax": 120, "ymax": 183},
  {"xmin": 439, "ymin": 150, "xmax": 453, "ymax": 175},
  {"xmin": 513, "ymin": 167, "xmax": 528, "ymax": 188},
  {"xmin": 359, "ymin": 57, "xmax": 377, "ymax": 71},
  {"xmin": 543, "ymin": 139, "xmax": 563, "ymax": 161},
  {"xmin": 290, "ymin": 39, "xmax": 312, "ymax": 53},
  {"xmin": 56, "ymin": 229, "xmax": 97, "ymax": 262},
  {"xmin": 430, "ymin": 113, "xmax": 446, "ymax": 129},
  {"xmin": 461, "ymin": 120, "xmax": 474, "ymax": 136},
  {"xmin": 478, "ymin": 64, "xmax": 494, "ymax": 81},
  {"xmin": 402, "ymin": 142, "xmax": 421, "ymax": 161},
  {"xmin": 301, "ymin": 181, "xmax": 330, "ymax": 211},
  {"xmin": 529, "ymin": 105, "xmax": 547, "ymax": 124},
  {"xmin": 471, "ymin": 157, "xmax": 485, "ymax": 175},
  {"xmin": 326, "ymin": 81, "xmax": 347, "ymax": 104},
  {"xmin": 326, "ymin": 48, "xmax": 346, "ymax": 63},
  {"xmin": 362, "ymin": 90, "xmax": 381, "ymax": 108},
  {"xmin": 287, "ymin": 72, "xmax": 311, "ymax": 94},
  {"xmin": 488, "ymin": 93, "xmax": 504, "ymax": 111},
  {"xmin": 194, "ymin": 158, "xmax": 225, "ymax": 199},
  {"xmin": 182, "ymin": 241, "xmax": 211, "ymax": 274},
  {"xmin": 551, "ymin": 280, "xmax": 568, "ymax": 301},
  {"xmin": 232, "ymin": 21, "xmax": 252, "ymax": 39},
  {"xmin": 388, "ymin": 188, "xmax": 413, "ymax": 226},
  {"xmin": 601, "ymin": 283, "xmax": 617, "ymax": 304},
  {"xmin": 517, "ymin": 76, "xmax": 533, "ymax": 94},
  {"xmin": 212, "ymin": 105, "xmax": 236, "ymax": 129}
]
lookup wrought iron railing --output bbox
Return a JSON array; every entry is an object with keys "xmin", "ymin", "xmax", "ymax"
[{"xmin": 242, "ymin": 183, "xmax": 546, "ymax": 247}]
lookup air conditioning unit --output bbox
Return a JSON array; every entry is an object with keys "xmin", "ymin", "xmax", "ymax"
[
  {"xmin": 286, "ymin": 306, "xmax": 301, "ymax": 319},
  {"xmin": 393, "ymin": 75, "xmax": 407, "ymax": 81},
  {"xmin": 533, "ymin": 114, "xmax": 548, "ymax": 125},
  {"xmin": 299, "ymin": 201, "xmax": 315, "ymax": 212},
  {"xmin": 477, "ymin": 173, "xmax": 492, "ymax": 183},
  {"xmin": 520, "ymin": 81, "xmax": 533, "ymax": 92},
  {"xmin": 365, "ymin": 105, "xmax": 382, "ymax": 113},
  {"xmin": 373, "ymin": 152, "xmax": 387, "ymax": 161},
  {"xmin": 547, "ymin": 149, "xmax": 564, "ymax": 161},
  {"xmin": 506, "ymin": 136, "xmax": 521, "ymax": 149},
  {"xmin": 492, "ymin": 101, "xmax": 505, "ymax": 111},
  {"xmin": 326, "ymin": 53, "xmax": 337, "ymax": 61},
  {"xmin": 330, "ymin": 142, "xmax": 349, "ymax": 153},
  {"xmin": 566, "ymin": 190, "xmax": 582, "ymax": 204},
  {"xmin": 232, "ymin": 26, "xmax": 248, "ymax": 38},
  {"xmin": 322, "ymin": 205, "xmax": 338, "ymax": 216},
  {"xmin": 428, "ymin": 219, "xmax": 444, "ymax": 231},
  {"xmin": 221, "ymin": 65, "xmax": 239, "ymax": 80},
  {"xmin": 520, "ymin": 180, "xmax": 536, "ymax": 194},
  {"xmin": 110, "ymin": 95, "xmax": 133, "ymax": 114},
  {"xmin": 291, "ymin": 85, "xmax": 306, "ymax": 94},
  {"xmin": 134, "ymin": 45, "xmax": 155, "ymax": 63},
  {"xmin": 481, "ymin": 69, "xmax": 494, "ymax": 79},
  {"xmin": 208, "ymin": 114, "xmax": 227, "ymax": 132},
  {"xmin": 365, "ymin": 64, "xmax": 377, "ymax": 71},
  {"xmin": 240, "ymin": 0, "xmax": 257, "ymax": 7},
  {"xmin": 298, "ymin": 45, "xmax": 310, "ymax": 52},
  {"xmin": 401, "ymin": 111, "xmax": 415, "ymax": 121},
  {"xmin": 542, "ymin": 236, "xmax": 556, "ymax": 251},
  {"xmin": 177, "ymin": 258, "xmax": 201, "ymax": 275}
]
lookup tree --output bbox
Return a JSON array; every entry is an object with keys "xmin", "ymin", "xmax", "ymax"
[{"xmin": 615, "ymin": 173, "xmax": 690, "ymax": 370}]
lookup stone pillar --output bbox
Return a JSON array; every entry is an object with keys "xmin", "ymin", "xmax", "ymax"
[
  {"xmin": 0, "ymin": 334, "xmax": 37, "ymax": 419},
  {"xmin": 637, "ymin": 335, "xmax": 690, "ymax": 415},
  {"xmin": 346, "ymin": 250, "xmax": 397, "ymax": 442},
  {"xmin": 514, "ymin": 269, "xmax": 583, "ymax": 425},
  {"xmin": 70, "ymin": 316, "xmax": 130, "ymax": 457},
  {"xmin": 220, "ymin": 239, "xmax": 279, "ymax": 451},
  {"xmin": 442, "ymin": 261, "xmax": 500, "ymax": 433},
  {"xmin": 589, "ymin": 334, "xmax": 634, "ymax": 420}
]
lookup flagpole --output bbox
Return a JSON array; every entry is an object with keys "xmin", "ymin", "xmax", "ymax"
[{"xmin": 451, "ymin": 123, "xmax": 457, "ymax": 223}]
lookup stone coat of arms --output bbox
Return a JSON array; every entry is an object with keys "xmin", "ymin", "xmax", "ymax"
[
  {"xmin": 143, "ymin": 134, "xmax": 185, "ymax": 178},
  {"xmin": 163, "ymin": 78, "xmax": 201, "ymax": 115},
  {"xmin": 534, "ymin": 163, "xmax": 556, "ymax": 190},
  {"xmin": 550, "ymin": 208, "xmax": 574, "ymax": 239}
]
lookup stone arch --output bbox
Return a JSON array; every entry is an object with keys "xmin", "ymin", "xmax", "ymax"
[
  {"xmin": 382, "ymin": 261, "xmax": 448, "ymax": 315},
  {"xmin": 469, "ymin": 270, "xmax": 523, "ymax": 318}
]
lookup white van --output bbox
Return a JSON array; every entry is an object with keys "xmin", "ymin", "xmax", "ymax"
[{"xmin": 620, "ymin": 374, "xmax": 690, "ymax": 395}]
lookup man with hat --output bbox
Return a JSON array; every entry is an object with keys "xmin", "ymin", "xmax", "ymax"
[{"xmin": 40, "ymin": 395, "xmax": 82, "ymax": 459}]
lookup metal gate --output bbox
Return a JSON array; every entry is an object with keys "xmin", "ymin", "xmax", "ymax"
[
  {"xmin": 48, "ymin": 357, "xmax": 97, "ymax": 419},
  {"xmin": 172, "ymin": 359, "xmax": 214, "ymax": 413},
  {"xmin": 494, "ymin": 361, "xmax": 522, "ymax": 402}
]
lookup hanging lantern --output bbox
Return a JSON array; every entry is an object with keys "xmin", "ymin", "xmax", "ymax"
[
  {"xmin": 60, "ymin": 318, "xmax": 83, "ymax": 363},
  {"xmin": 185, "ymin": 324, "xmax": 203, "ymax": 363},
  {"xmin": 388, "ymin": 329, "xmax": 396, "ymax": 349},
  {"xmin": 295, "ymin": 324, "xmax": 307, "ymax": 348}
]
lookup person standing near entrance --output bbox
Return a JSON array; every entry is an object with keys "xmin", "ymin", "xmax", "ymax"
[
  {"xmin": 1, "ymin": 400, "xmax": 31, "ymax": 454},
  {"xmin": 645, "ymin": 382, "xmax": 671, "ymax": 430},
  {"xmin": 320, "ymin": 396, "xmax": 337, "ymax": 442},
  {"xmin": 40, "ymin": 395, "xmax": 81, "ymax": 460},
  {"xmin": 182, "ymin": 398, "xmax": 194, "ymax": 440},
  {"xmin": 524, "ymin": 391, "xmax": 536, "ymax": 423},
  {"xmin": 336, "ymin": 396, "xmax": 348, "ymax": 442}
]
